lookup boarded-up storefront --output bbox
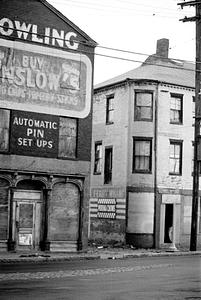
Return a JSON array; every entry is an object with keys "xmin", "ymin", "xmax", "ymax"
[{"xmin": 0, "ymin": 0, "xmax": 96, "ymax": 252}]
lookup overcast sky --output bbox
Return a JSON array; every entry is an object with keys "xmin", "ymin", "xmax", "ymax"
[{"xmin": 48, "ymin": 0, "xmax": 195, "ymax": 84}]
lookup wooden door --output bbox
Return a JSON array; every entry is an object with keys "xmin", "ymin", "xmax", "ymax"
[{"xmin": 13, "ymin": 191, "xmax": 42, "ymax": 251}]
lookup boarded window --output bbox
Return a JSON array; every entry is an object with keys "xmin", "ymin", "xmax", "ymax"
[
  {"xmin": 50, "ymin": 183, "xmax": 80, "ymax": 241},
  {"xmin": 0, "ymin": 109, "xmax": 10, "ymax": 152},
  {"xmin": 59, "ymin": 117, "xmax": 77, "ymax": 158}
]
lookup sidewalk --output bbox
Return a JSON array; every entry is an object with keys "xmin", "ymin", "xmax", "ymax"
[{"xmin": 0, "ymin": 245, "xmax": 201, "ymax": 263}]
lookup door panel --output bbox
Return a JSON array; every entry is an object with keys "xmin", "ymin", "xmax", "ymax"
[
  {"xmin": 13, "ymin": 191, "xmax": 42, "ymax": 251},
  {"xmin": 17, "ymin": 202, "xmax": 34, "ymax": 247}
]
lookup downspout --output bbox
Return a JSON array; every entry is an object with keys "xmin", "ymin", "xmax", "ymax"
[
  {"xmin": 125, "ymin": 79, "xmax": 132, "ymax": 239},
  {"xmin": 154, "ymin": 83, "xmax": 159, "ymax": 248}
]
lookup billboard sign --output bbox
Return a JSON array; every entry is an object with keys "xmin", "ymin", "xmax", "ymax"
[
  {"xmin": 10, "ymin": 110, "xmax": 59, "ymax": 157},
  {"xmin": 0, "ymin": 39, "xmax": 92, "ymax": 118}
]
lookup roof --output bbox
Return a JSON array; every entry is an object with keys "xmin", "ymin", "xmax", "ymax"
[
  {"xmin": 94, "ymin": 55, "xmax": 195, "ymax": 91},
  {"xmin": 40, "ymin": 0, "xmax": 97, "ymax": 47}
]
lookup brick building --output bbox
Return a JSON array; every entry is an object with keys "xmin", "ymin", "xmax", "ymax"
[
  {"xmin": 0, "ymin": 0, "xmax": 96, "ymax": 252},
  {"xmin": 90, "ymin": 39, "xmax": 201, "ymax": 250}
]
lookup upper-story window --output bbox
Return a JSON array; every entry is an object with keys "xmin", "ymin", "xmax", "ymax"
[
  {"xmin": 106, "ymin": 95, "xmax": 114, "ymax": 124},
  {"xmin": 94, "ymin": 141, "xmax": 103, "ymax": 174},
  {"xmin": 170, "ymin": 93, "xmax": 183, "ymax": 124},
  {"xmin": 134, "ymin": 91, "xmax": 153, "ymax": 121},
  {"xmin": 104, "ymin": 146, "xmax": 113, "ymax": 184},
  {"xmin": 133, "ymin": 138, "xmax": 152, "ymax": 173},
  {"xmin": 169, "ymin": 140, "xmax": 182, "ymax": 175},
  {"xmin": 0, "ymin": 109, "xmax": 10, "ymax": 152},
  {"xmin": 58, "ymin": 117, "xmax": 77, "ymax": 159}
]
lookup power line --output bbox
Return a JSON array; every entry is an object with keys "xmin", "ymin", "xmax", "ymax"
[
  {"xmin": 50, "ymin": 0, "xmax": 185, "ymax": 14},
  {"xmin": 49, "ymin": 0, "xmax": 183, "ymax": 19},
  {"xmin": 0, "ymin": 25, "xmax": 196, "ymax": 65}
]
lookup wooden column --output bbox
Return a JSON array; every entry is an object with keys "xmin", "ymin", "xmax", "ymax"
[
  {"xmin": 7, "ymin": 188, "xmax": 15, "ymax": 251},
  {"xmin": 40, "ymin": 188, "xmax": 51, "ymax": 251}
]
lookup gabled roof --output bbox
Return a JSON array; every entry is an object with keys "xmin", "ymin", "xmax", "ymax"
[
  {"xmin": 40, "ymin": 0, "xmax": 97, "ymax": 47},
  {"xmin": 94, "ymin": 55, "xmax": 195, "ymax": 91}
]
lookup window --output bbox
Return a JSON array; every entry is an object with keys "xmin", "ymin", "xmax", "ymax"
[
  {"xmin": 104, "ymin": 147, "xmax": 113, "ymax": 184},
  {"xmin": 58, "ymin": 117, "xmax": 77, "ymax": 158},
  {"xmin": 170, "ymin": 93, "xmax": 183, "ymax": 124},
  {"xmin": 134, "ymin": 91, "xmax": 153, "ymax": 121},
  {"xmin": 169, "ymin": 140, "xmax": 182, "ymax": 175},
  {"xmin": 106, "ymin": 95, "xmax": 114, "ymax": 124},
  {"xmin": 94, "ymin": 142, "xmax": 103, "ymax": 174},
  {"xmin": 133, "ymin": 138, "xmax": 152, "ymax": 173},
  {"xmin": 0, "ymin": 109, "xmax": 10, "ymax": 152}
]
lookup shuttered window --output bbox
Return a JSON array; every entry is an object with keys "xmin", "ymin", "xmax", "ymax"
[
  {"xmin": 58, "ymin": 117, "xmax": 77, "ymax": 158},
  {"xmin": 0, "ymin": 109, "xmax": 10, "ymax": 152}
]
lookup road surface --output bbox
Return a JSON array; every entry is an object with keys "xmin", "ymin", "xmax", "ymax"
[{"xmin": 0, "ymin": 255, "xmax": 200, "ymax": 300}]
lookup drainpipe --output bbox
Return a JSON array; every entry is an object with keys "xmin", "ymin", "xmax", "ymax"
[
  {"xmin": 125, "ymin": 78, "xmax": 132, "ymax": 240},
  {"xmin": 154, "ymin": 83, "xmax": 159, "ymax": 249}
]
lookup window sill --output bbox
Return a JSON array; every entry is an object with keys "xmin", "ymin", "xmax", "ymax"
[
  {"xmin": 170, "ymin": 122, "xmax": 183, "ymax": 125},
  {"xmin": 132, "ymin": 170, "xmax": 152, "ymax": 174},
  {"xmin": 134, "ymin": 119, "xmax": 153, "ymax": 122},
  {"xmin": 169, "ymin": 172, "xmax": 182, "ymax": 176}
]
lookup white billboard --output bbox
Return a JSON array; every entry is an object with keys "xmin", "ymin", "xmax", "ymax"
[{"xmin": 0, "ymin": 38, "xmax": 92, "ymax": 118}]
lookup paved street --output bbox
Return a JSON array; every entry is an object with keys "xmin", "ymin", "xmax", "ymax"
[{"xmin": 0, "ymin": 255, "xmax": 200, "ymax": 300}]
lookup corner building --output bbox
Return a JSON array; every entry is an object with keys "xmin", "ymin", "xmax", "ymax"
[
  {"xmin": 90, "ymin": 39, "xmax": 201, "ymax": 250},
  {"xmin": 0, "ymin": 0, "xmax": 96, "ymax": 252}
]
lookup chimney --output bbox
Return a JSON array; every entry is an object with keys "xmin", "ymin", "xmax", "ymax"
[{"xmin": 156, "ymin": 38, "xmax": 169, "ymax": 58}]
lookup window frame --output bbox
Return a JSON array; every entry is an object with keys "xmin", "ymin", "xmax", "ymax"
[
  {"xmin": 0, "ymin": 109, "xmax": 10, "ymax": 153},
  {"xmin": 132, "ymin": 137, "xmax": 152, "ymax": 173},
  {"xmin": 58, "ymin": 117, "xmax": 77, "ymax": 159},
  {"xmin": 94, "ymin": 141, "xmax": 103, "ymax": 175},
  {"xmin": 104, "ymin": 146, "xmax": 113, "ymax": 184},
  {"xmin": 134, "ymin": 90, "xmax": 153, "ymax": 122},
  {"xmin": 106, "ymin": 94, "xmax": 114, "ymax": 125},
  {"xmin": 170, "ymin": 93, "xmax": 183, "ymax": 125},
  {"xmin": 169, "ymin": 139, "xmax": 183, "ymax": 175}
]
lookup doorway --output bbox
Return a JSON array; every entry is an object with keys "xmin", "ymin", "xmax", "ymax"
[
  {"xmin": 164, "ymin": 203, "xmax": 173, "ymax": 243},
  {"xmin": 13, "ymin": 190, "xmax": 42, "ymax": 251}
]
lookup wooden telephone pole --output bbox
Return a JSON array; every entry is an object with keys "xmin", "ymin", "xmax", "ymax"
[{"xmin": 178, "ymin": 1, "xmax": 201, "ymax": 251}]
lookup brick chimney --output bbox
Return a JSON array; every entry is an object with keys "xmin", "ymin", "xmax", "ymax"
[{"xmin": 156, "ymin": 38, "xmax": 169, "ymax": 58}]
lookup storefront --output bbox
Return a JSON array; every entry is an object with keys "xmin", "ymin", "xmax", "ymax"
[{"xmin": 0, "ymin": 0, "xmax": 96, "ymax": 252}]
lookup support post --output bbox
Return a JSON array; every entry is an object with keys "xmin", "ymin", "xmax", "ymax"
[
  {"xmin": 178, "ymin": 0, "xmax": 201, "ymax": 251},
  {"xmin": 190, "ymin": 3, "xmax": 201, "ymax": 251}
]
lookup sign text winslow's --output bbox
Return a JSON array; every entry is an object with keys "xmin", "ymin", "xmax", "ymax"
[{"xmin": 0, "ymin": 39, "xmax": 92, "ymax": 118}]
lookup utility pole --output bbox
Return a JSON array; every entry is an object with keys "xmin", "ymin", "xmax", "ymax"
[{"xmin": 178, "ymin": 1, "xmax": 201, "ymax": 251}]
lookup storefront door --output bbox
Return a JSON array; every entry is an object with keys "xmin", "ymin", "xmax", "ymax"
[{"xmin": 13, "ymin": 191, "xmax": 42, "ymax": 250}]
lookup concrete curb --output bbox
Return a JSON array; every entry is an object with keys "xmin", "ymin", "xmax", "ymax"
[{"xmin": 0, "ymin": 250, "xmax": 200, "ymax": 263}]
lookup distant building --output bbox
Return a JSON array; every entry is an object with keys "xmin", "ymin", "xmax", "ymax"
[
  {"xmin": 0, "ymin": 0, "xmax": 96, "ymax": 252},
  {"xmin": 90, "ymin": 38, "xmax": 201, "ymax": 249}
]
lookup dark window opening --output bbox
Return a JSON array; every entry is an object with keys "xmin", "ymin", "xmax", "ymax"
[{"xmin": 104, "ymin": 147, "xmax": 113, "ymax": 184}]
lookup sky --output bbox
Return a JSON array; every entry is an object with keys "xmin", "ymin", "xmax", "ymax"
[{"xmin": 48, "ymin": 0, "xmax": 196, "ymax": 85}]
